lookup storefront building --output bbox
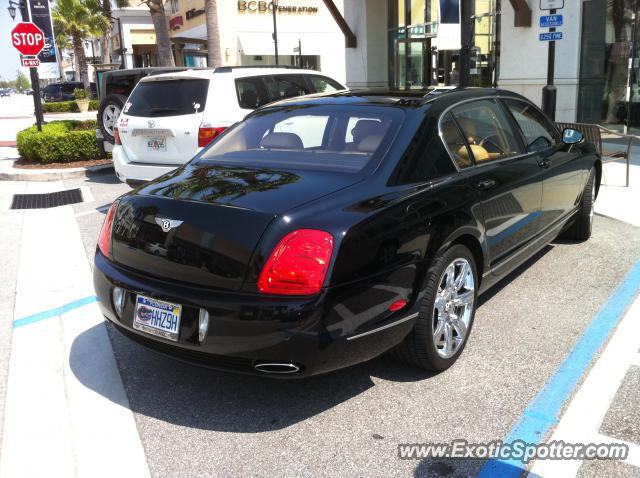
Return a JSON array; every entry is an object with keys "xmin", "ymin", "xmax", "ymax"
[
  {"xmin": 166, "ymin": 0, "xmax": 347, "ymax": 83},
  {"xmin": 111, "ymin": 6, "xmax": 160, "ymax": 68}
]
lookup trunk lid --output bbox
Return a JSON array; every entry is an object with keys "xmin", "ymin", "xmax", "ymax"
[
  {"xmin": 111, "ymin": 163, "xmax": 360, "ymax": 289},
  {"xmin": 118, "ymin": 77, "xmax": 208, "ymax": 165}
]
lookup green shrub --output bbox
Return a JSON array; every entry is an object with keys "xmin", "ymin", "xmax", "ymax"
[
  {"xmin": 42, "ymin": 100, "xmax": 100, "ymax": 113},
  {"xmin": 73, "ymin": 88, "xmax": 88, "ymax": 100},
  {"xmin": 16, "ymin": 120, "xmax": 101, "ymax": 163}
]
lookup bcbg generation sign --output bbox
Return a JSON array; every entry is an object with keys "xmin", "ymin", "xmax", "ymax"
[{"xmin": 237, "ymin": 1, "xmax": 318, "ymax": 14}]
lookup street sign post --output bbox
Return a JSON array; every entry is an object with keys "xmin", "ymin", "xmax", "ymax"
[
  {"xmin": 541, "ymin": 3, "xmax": 564, "ymax": 120},
  {"xmin": 9, "ymin": 19, "xmax": 45, "ymax": 131}
]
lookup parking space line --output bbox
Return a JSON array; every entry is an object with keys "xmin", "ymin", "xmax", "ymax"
[
  {"xmin": 592, "ymin": 434, "xmax": 640, "ymax": 469},
  {"xmin": 528, "ymin": 293, "xmax": 640, "ymax": 477},
  {"xmin": 478, "ymin": 260, "xmax": 640, "ymax": 478},
  {"xmin": 12, "ymin": 296, "xmax": 97, "ymax": 328}
]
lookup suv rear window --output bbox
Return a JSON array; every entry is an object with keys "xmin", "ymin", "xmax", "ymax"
[{"xmin": 123, "ymin": 79, "xmax": 209, "ymax": 117}]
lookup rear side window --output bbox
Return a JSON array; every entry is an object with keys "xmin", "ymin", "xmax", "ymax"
[
  {"xmin": 235, "ymin": 76, "xmax": 271, "ymax": 109},
  {"xmin": 451, "ymin": 99, "xmax": 522, "ymax": 164},
  {"xmin": 265, "ymin": 75, "xmax": 310, "ymax": 100},
  {"xmin": 440, "ymin": 113, "xmax": 473, "ymax": 169},
  {"xmin": 308, "ymin": 76, "xmax": 343, "ymax": 93},
  {"xmin": 123, "ymin": 79, "xmax": 209, "ymax": 117},
  {"xmin": 502, "ymin": 99, "xmax": 560, "ymax": 152}
]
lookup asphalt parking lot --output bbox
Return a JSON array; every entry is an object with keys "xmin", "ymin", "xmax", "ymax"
[{"xmin": 49, "ymin": 174, "xmax": 640, "ymax": 477}]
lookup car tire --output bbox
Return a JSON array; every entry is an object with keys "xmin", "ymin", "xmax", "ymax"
[
  {"xmin": 561, "ymin": 168, "xmax": 595, "ymax": 241},
  {"xmin": 392, "ymin": 244, "xmax": 478, "ymax": 372},
  {"xmin": 98, "ymin": 94, "xmax": 127, "ymax": 143}
]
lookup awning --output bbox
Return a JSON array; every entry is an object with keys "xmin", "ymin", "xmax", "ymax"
[{"xmin": 237, "ymin": 32, "xmax": 326, "ymax": 56}]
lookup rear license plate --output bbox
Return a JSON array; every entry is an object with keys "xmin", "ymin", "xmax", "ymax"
[
  {"xmin": 147, "ymin": 137, "xmax": 166, "ymax": 151},
  {"xmin": 133, "ymin": 295, "xmax": 182, "ymax": 341}
]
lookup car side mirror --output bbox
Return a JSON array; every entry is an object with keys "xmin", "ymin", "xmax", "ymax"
[{"xmin": 562, "ymin": 128, "xmax": 584, "ymax": 145}]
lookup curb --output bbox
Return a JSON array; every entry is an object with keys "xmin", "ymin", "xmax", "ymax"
[{"xmin": 0, "ymin": 163, "xmax": 114, "ymax": 182}]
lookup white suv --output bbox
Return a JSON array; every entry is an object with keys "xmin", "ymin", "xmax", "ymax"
[{"xmin": 112, "ymin": 67, "xmax": 345, "ymax": 185}]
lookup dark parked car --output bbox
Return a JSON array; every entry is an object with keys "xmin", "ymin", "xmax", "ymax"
[
  {"xmin": 41, "ymin": 81, "xmax": 95, "ymax": 102},
  {"xmin": 94, "ymin": 88, "xmax": 600, "ymax": 377}
]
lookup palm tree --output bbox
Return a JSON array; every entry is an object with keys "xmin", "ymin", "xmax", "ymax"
[
  {"xmin": 205, "ymin": 0, "xmax": 221, "ymax": 67},
  {"xmin": 142, "ymin": 0, "xmax": 175, "ymax": 66},
  {"xmin": 52, "ymin": 0, "xmax": 109, "ymax": 88}
]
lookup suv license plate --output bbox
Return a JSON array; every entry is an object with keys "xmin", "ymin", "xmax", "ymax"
[
  {"xmin": 147, "ymin": 137, "xmax": 166, "ymax": 151},
  {"xmin": 133, "ymin": 295, "xmax": 181, "ymax": 341}
]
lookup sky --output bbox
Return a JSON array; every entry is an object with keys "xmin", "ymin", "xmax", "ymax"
[{"xmin": 0, "ymin": 11, "xmax": 26, "ymax": 81}]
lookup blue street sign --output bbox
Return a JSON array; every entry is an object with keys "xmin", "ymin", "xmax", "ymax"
[
  {"xmin": 540, "ymin": 14, "xmax": 563, "ymax": 28},
  {"xmin": 539, "ymin": 32, "xmax": 563, "ymax": 41}
]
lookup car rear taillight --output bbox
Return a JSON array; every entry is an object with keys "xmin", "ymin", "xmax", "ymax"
[
  {"xmin": 114, "ymin": 126, "xmax": 121, "ymax": 145},
  {"xmin": 258, "ymin": 229, "xmax": 334, "ymax": 296},
  {"xmin": 98, "ymin": 202, "xmax": 119, "ymax": 258},
  {"xmin": 198, "ymin": 124, "xmax": 226, "ymax": 147}
]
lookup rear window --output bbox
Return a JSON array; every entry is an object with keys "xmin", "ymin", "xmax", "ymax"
[
  {"xmin": 197, "ymin": 105, "xmax": 403, "ymax": 173},
  {"xmin": 123, "ymin": 78, "xmax": 209, "ymax": 117}
]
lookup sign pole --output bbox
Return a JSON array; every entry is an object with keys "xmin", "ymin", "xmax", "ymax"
[
  {"xmin": 18, "ymin": 1, "xmax": 44, "ymax": 132},
  {"xmin": 541, "ymin": 7, "xmax": 557, "ymax": 120}
]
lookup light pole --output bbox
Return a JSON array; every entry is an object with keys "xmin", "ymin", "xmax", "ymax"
[{"xmin": 271, "ymin": 0, "xmax": 279, "ymax": 65}]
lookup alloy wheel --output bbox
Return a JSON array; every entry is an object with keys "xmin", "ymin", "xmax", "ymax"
[
  {"xmin": 102, "ymin": 104, "xmax": 121, "ymax": 136},
  {"xmin": 432, "ymin": 258, "xmax": 475, "ymax": 359}
]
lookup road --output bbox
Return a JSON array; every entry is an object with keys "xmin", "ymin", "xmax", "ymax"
[{"xmin": 1, "ymin": 93, "xmax": 640, "ymax": 478}]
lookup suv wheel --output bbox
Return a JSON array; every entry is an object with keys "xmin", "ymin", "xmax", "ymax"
[{"xmin": 98, "ymin": 94, "xmax": 127, "ymax": 143}]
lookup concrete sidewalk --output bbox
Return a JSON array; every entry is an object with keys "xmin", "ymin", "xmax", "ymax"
[{"xmin": 595, "ymin": 141, "xmax": 640, "ymax": 227}]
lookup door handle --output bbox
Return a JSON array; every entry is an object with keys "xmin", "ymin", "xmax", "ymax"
[
  {"xmin": 475, "ymin": 179, "xmax": 496, "ymax": 191},
  {"xmin": 538, "ymin": 159, "xmax": 552, "ymax": 168}
]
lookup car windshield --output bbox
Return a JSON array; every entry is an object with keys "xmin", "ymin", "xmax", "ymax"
[
  {"xmin": 196, "ymin": 105, "xmax": 404, "ymax": 173},
  {"xmin": 123, "ymin": 78, "xmax": 209, "ymax": 117}
]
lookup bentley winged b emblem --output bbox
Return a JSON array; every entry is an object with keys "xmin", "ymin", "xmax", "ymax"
[{"xmin": 155, "ymin": 217, "xmax": 183, "ymax": 233}]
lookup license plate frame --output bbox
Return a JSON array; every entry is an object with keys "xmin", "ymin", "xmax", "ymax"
[
  {"xmin": 146, "ymin": 136, "xmax": 166, "ymax": 152},
  {"xmin": 133, "ymin": 295, "xmax": 182, "ymax": 342}
]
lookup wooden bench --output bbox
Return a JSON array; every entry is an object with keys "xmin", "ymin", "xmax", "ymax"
[{"xmin": 556, "ymin": 122, "xmax": 634, "ymax": 187}]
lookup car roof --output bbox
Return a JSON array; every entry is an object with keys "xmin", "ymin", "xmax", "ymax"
[
  {"xmin": 254, "ymin": 88, "xmax": 530, "ymax": 110},
  {"xmin": 138, "ymin": 67, "xmax": 330, "ymax": 83}
]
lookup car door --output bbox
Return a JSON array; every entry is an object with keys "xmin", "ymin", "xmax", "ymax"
[
  {"xmin": 448, "ymin": 99, "xmax": 544, "ymax": 274},
  {"xmin": 501, "ymin": 98, "xmax": 585, "ymax": 232}
]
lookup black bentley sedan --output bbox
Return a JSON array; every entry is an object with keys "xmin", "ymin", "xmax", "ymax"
[{"xmin": 94, "ymin": 88, "xmax": 599, "ymax": 377}]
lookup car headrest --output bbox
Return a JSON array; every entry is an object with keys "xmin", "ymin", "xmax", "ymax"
[
  {"xmin": 260, "ymin": 132, "xmax": 304, "ymax": 150},
  {"xmin": 240, "ymin": 89, "xmax": 258, "ymax": 109},
  {"xmin": 357, "ymin": 135, "xmax": 383, "ymax": 153},
  {"xmin": 351, "ymin": 120, "xmax": 385, "ymax": 143}
]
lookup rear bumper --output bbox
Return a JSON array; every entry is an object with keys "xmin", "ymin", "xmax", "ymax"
[
  {"xmin": 93, "ymin": 251, "xmax": 418, "ymax": 378},
  {"xmin": 112, "ymin": 146, "xmax": 181, "ymax": 183}
]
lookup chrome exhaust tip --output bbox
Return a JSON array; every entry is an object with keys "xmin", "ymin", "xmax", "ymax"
[{"xmin": 254, "ymin": 362, "xmax": 301, "ymax": 374}]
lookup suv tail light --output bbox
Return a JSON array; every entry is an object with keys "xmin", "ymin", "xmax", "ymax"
[
  {"xmin": 198, "ymin": 124, "xmax": 226, "ymax": 147},
  {"xmin": 114, "ymin": 126, "xmax": 121, "ymax": 145},
  {"xmin": 258, "ymin": 229, "xmax": 334, "ymax": 296},
  {"xmin": 98, "ymin": 202, "xmax": 119, "ymax": 258}
]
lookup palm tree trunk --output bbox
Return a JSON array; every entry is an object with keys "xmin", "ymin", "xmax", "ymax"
[
  {"xmin": 148, "ymin": 0, "xmax": 175, "ymax": 66},
  {"xmin": 73, "ymin": 33, "xmax": 90, "ymax": 89},
  {"xmin": 205, "ymin": 0, "xmax": 221, "ymax": 67},
  {"xmin": 100, "ymin": 0, "xmax": 112, "ymax": 64}
]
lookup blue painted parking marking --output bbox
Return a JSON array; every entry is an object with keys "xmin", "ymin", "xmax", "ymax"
[
  {"xmin": 477, "ymin": 260, "xmax": 640, "ymax": 478},
  {"xmin": 13, "ymin": 295, "xmax": 98, "ymax": 329}
]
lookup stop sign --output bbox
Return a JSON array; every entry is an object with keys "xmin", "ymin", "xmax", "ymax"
[{"xmin": 11, "ymin": 22, "xmax": 45, "ymax": 57}]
